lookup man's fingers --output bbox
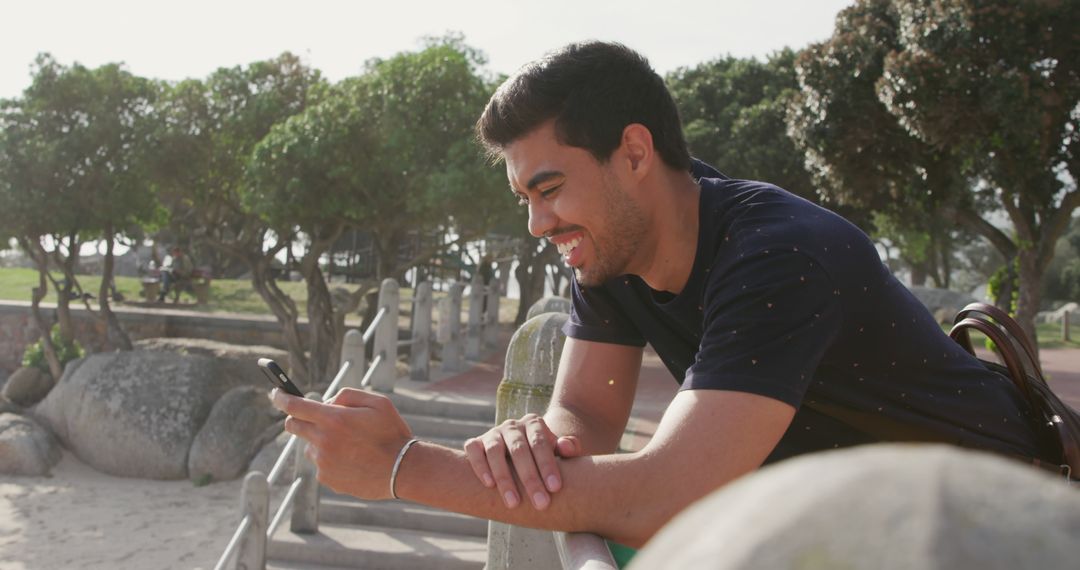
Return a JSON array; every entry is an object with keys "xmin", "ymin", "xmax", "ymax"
[
  {"xmin": 483, "ymin": 435, "xmax": 520, "ymax": 509},
  {"xmin": 271, "ymin": 389, "xmax": 328, "ymax": 422},
  {"xmin": 525, "ymin": 418, "xmax": 562, "ymax": 494},
  {"xmin": 505, "ymin": 425, "xmax": 550, "ymax": 510},
  {"xmin": 555, "ymin": 435, "xmax": 584, "ymax": 458},
  {"xmin": 327, "ymin": 387, "xmax": 388, "ymax": 409},
  {"xmin": 284, "ymin": 415, "xmax": 320, "ymax": 444},
  {"xmin": 463, "ymin": 437, "xmax": 495, "ymax": 488}
]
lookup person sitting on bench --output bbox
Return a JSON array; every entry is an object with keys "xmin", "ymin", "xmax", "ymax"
[{"xmin": 158, "ymin": 246, "xmax": 195, "ymax": 302}]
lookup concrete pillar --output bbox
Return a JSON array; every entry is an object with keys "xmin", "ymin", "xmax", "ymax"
[
  {"xmin": 526, "ymin": 296, "xmax": 572, "ymax": 321},
  {"xmin": 372, "ymin": 278, "xmax": 399, "ymax": 393},
  {"xmin": 484, "ymin": 283, "xmax": 500, "ymax": 349},
  {"xmin": 440, "ymin": 282, "xmax": 465, "ymax": 373},
  {"xmin": 1064, "ymin": 310, "xmax": 1071, "ymax": 342},
  {"xmin": 497, "ymin": 260, "xmax": 512, "ymax": 295},
  {"xmin": 340, "ymin": 329, "xmax": 365, "ymax": 390},
  {"xmin": 466, "ymin": 272, "xmax": 485, "ymax": 360},
  {"xmin": 410, "ymin": 281, "xmax": 432, "ymax": 381},
  {"xmin": 291, "ymin": 439, "xmax": 319, "ymax": 534},
  {"xmin": 236, "ymin": 471, "xmax": 269, "ymax": 570},
  {"xmin": 486, "ymin": 312, "xmax": 568, "ymax": 570}
]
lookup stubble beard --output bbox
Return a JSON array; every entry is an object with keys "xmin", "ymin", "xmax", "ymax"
[{"xmin": 573, "ymin": 174, "xmax": 648, "ymax": 288}]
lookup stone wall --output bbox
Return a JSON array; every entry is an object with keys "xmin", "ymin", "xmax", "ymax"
[{"xmin": 0, "ymin": 301, "xmax": 294, "ymax": 373}]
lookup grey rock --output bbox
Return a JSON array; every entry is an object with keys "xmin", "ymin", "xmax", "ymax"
[
  {"xmin": 188, "ymin": 386, "xmax": 283, "ymax": 483},
  {"xmin": 2, "ymin": 366, "xmax": 55, "ymax": 407},
  {"xmin": 0, "ymin": 412, "xmax": 62, "ymax": 476},
  {"xmin": 34, "ymin": 350, "xmax": 230, "ymax": 479},
  {"xmin": 525, "ymin": 296, "xmax": 571, "ymax": 321},
  {"xmin": 630, "ymin": 444, "xmax": 1080, "ymax": 570},
  {"xmin": 134, "ymin": 337, "xmax": 289, "ymax": 392},
  {"xmin": 247, "ymin": 425, "xmax": 295, "ymax": 486},
  {"xmin": 0, "ymin": 395, "xmax": 20, "ymax": 415}
]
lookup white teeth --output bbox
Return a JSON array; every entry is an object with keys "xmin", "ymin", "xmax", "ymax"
[{"xmin": 556, "ymin": 237, "xmax": 582, "ymax": 257}]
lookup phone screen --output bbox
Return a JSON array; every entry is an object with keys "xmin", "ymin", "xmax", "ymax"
[{"xmin": 257, "ymin": 358, "xmax": 305, "ymax": 397}]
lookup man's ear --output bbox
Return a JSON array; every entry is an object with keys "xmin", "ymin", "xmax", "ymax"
[{"xmin": 620, "ymin": 123, "xmax": 655, "ymax": 179}]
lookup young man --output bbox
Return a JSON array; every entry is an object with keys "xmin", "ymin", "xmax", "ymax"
[{"xmin": 272, "ymin": 41, "xmax": 1049, "ymax": 548}]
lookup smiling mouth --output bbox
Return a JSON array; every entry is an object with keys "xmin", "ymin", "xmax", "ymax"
[{"xmin": 556, "ymin": 236, "xmax": 582, "ymax": 259}]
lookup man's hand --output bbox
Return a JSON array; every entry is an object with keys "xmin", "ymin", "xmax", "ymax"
[
  {"xmin": 271, "ymin": 387, "xmax": 413, "ymax": 500},
  {"xmin": 463, "ymin": 413, "xmax": 584, "ymax": 510}
]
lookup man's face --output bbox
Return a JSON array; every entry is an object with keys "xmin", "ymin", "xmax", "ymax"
[{"xmin": 504, "ymin": 122, "xmax": 648, "ymax": 287}]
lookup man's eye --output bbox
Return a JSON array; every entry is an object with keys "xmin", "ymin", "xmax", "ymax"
[{"xmin": 540, "ymin": 185, "xmax": 561, "ymax": 198}]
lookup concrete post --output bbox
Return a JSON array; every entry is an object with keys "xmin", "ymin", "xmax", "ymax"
[
  {"xmin": 340, "ymin": 329, "xmax": 365, "ymax": 390},
  {"xmin": 372, "ymin": 278, "xmax": 399, "ymax": 393},
  {"xmin": 236, "ymin": 471, "xmax": 269, "ymax": 570},
  {"xmin": 484, "ymin": 284, "xmax": 500, "ymax": 349},
  {"xmin": 497, "ymin": 260, "xmax": 512, "ymax": 295},
  {"xmin": 410, "ymin": 281, "xmax": 432, "ymax": 381},
  {"xmin": 526, "ymin": 296, "xmax": 572, "ymax": 321},
  {"xmin": 466, "ymin": 273, "xmax": 484, "ymax": 360},
  {"xmin": 291, "ymin": 439, "xmax": 319, "ymax": 534},
  {"xmin": 1064, "ymin": 310, "xmax": 1071, "ymax": 342},
  {"xmin": 487, "ymin": 312, "xmax": 568, "ymax": 570},
  {"xmin": 441, "ymin": 282, "xmax": 465, "ymax": 373}
]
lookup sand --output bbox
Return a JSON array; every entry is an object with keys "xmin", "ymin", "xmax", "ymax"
[{"xmin": 0, "ymin": 451, "xmax": 247, "ymax": 570}]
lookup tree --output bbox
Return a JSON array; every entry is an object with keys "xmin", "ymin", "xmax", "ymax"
[
  {"xmin": 245, "ymin": 37, "xmax": 503, "ymax": 385},
  {"xmin": 875, "ymin": 0, "xmax": 1080, "ymax": 341},
  {"xmin": 667, "ymin": 49, "xmax": 817, "ymax": 200}
]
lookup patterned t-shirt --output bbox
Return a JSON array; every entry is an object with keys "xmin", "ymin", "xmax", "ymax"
[{"xmin": 564, "ymin": 160, "xmax": 1049, "ymax": 464}]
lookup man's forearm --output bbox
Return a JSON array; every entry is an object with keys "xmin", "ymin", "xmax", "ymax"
[{"xmin": 395, "ymin": 441, "xmax": 656, "ymax": 547}]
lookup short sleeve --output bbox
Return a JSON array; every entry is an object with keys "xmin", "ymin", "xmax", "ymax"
[
  {"xmin": 682, "ymin": 250, "xmax": 843, "ymax": 407},
  {"xmin": 562, "ymin": 279, "xmax": 647, "ymax": 347}
]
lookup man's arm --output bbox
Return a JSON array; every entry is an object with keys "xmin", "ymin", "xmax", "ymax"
[
  {"xmin": 463, "ymin": 338, "xmax": 643, "ymax": 509},
  {"xmin": 275, "ymin": 386, "xmax": 794, "ymax": 548}
]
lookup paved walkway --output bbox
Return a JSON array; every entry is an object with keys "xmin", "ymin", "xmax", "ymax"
[{"xmin": 406, "ymin": 326, "xmax": 1080, "ymax": 447}]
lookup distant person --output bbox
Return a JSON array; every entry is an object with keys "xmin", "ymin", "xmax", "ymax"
[{"xmin": 158, "ymin": 246, "xmax": 194, "ymax": 302}]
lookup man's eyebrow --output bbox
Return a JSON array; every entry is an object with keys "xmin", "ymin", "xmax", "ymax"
[{"xmin": 525, "ymin": 170, "xmax": 564, "ymax": 191}]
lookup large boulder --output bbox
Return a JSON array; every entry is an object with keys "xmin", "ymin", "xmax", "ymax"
[
  {"xmin": 0, "ymin": 412, "xmax": 62, "ymax": 476},
  {"xmin": 188, "ymin": 386, "xmax": 284, "ymax": 483},
  {"xmin": 526, "ymin": 296, "xmax": 572, "ymax": 321},
  {"xmin": 630, "ymin": 445, "xmax": 1080, "ymax": 570},
  {"xmin": 247, "ymin": 426, "xmax": 294, "ymax": 486},
  {"xmin": 2, "ymin": 366, "xmax": 55, "ymax": 407},
  {"xmin": 33, "ymin": 350, "xmax": 231, "ymax": 479},
  {"xmin": 133, "ymin": 337, "xmax": 288, "ymax": 391}
]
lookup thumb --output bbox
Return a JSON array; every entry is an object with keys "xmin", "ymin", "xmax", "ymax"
[{"xmin": 555, "ymin": 436, "xmax": 584, "ymax": 458}]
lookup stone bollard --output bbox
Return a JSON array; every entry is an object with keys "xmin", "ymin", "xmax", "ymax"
[
  {"xmin": 526, "ymin": 296, "xmax": 572, "ymax": 321},
  {"xmin": 410, "ymin": 281, "xmax": 432, "ymax": 381},
  {"xmin": 290, "ymin": 438, "xmax": 319, "ymax": 534},
  {"xmin": 340, "ymin": 329, "xmax": 365, "ymax": 390},
  {"xmin": 466, "ymin": 273, "xmax": 485, "ymax": 360},
  {"xmin": 497, "ymin": 260, "xmax": 512, "ymax": 295},
  {"xmin": 236, "ymin": 471, "xmax": 269, "ymax": 570},
  {"xmin": 441, "ymin": 282, "xmax": 466, "ymax": 373},
  {"xmin": 487, "ymin": 312, "xmax": 568, "ymax": 570},
  {"xmin": 484, "ymin": 283, "xmax": 500, "ymax": 349},
  {"xmin": 1064, "ymin": 310, "xmax": 1071, "ymax": 342},
  {"xmin": 372, "ymin": 278, "xmax": 399, "ymax": 393},
  {"xmin": 629, "ymin": 445, "xmax": 1080, "ymax": 570}
]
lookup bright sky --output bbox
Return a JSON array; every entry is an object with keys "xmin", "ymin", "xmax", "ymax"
[{"xmin": 1, "ymin": 0, "xmax": 854, "ymax": 99}]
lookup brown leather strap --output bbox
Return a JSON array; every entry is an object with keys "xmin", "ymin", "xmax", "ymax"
[
  {"xmin": 954, "ymin": 302, "xmax": 1044, "ymax": 377},
  {"xmin": 950, "ymin": 316, "xmax": 1032, "ymax": 401}
]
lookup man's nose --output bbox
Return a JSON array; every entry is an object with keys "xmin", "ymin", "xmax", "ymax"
[{"xmin": 527, "ymin": 199, "xmax": 556, "ymax": 239}]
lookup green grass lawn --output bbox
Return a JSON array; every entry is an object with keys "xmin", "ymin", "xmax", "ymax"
[{"xmin": 0, "ymin": 267, "xmax": 521, "ymax": 325}]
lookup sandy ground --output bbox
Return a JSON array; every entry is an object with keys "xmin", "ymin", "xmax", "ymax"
[{"xmin": 0, "ymin": 452, "xmax": 245, "ymax": 570}]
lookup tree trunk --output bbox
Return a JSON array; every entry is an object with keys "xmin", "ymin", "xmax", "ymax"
[
  {"xmin": 249, "ymin": 253, "xmax": 311, "ymax": 388},
  {"xmin": 1015, "ymin": 249, "xmax": 1041, "ymax": 352},
  {"xmin": 20, "ymin": 237, "xmax": 63, "ymax": 380},
  {"xmin": 99, "ymin": 229, "xmax": 133, "ymax": 350}
]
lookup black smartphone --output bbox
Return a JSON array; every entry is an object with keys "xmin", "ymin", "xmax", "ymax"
[{"xmin": 257, "ymin": 358, "xmax": 305, "ymax": 397}]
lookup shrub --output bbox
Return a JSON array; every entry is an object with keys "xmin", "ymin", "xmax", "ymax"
[{"xmin": 22, "ymin": 324, "xmax": 85, "ymax": 373}]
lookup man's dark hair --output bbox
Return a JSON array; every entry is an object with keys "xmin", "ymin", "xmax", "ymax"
[{"xmin": 476, "ymin": 41, "xmax": 691, "ymax": 171}]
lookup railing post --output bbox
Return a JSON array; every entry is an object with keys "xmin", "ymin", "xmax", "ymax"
[
  {"xmin": 466, "ymin": 272, "xmax": 484, "ymax": 360},
  {"xmin": 236, "ymin": 471, "xmax": 269, "ymax": 570},
  {"xmin": 290, "ymin": 438, "xmax": 319, "ymax": 534},
  {"xmin": 410, "ymin": 281, "xmax": 432, "ymax": 381},
  {"xmin": 487, "ymin": 312, "xmax": 568, "ymax": 570},
  {"xmin": 441, "ymin": 282, "xmax": 465, "ymax": 372},
  {"xmin": 340, "ymin": 329, "xmax": 365, "ymax": 390},
  {"xmin": 372, "ymin": 278, "xmax": 399, "ymax": 393},
  {"xmin": 484, "ymin": 283, "xmax": 500, "ymax": 349},
  {"xmin": 1064, "ymin": 310, "xmax": 1071, "ymax": 342},
  {"xmin": 497, "ymin": 260, "xmax": 512, "ymax": 295}
]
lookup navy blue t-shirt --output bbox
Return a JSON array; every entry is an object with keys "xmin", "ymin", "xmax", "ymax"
[{"xmin": 564, "ymin": 160, "xmax": 1047, "ymax": 464}]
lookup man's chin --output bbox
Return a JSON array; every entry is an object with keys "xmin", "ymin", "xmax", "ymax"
[{"xmin": 573, "ymin": 266, "xmax": 608, "ymax": 288}]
